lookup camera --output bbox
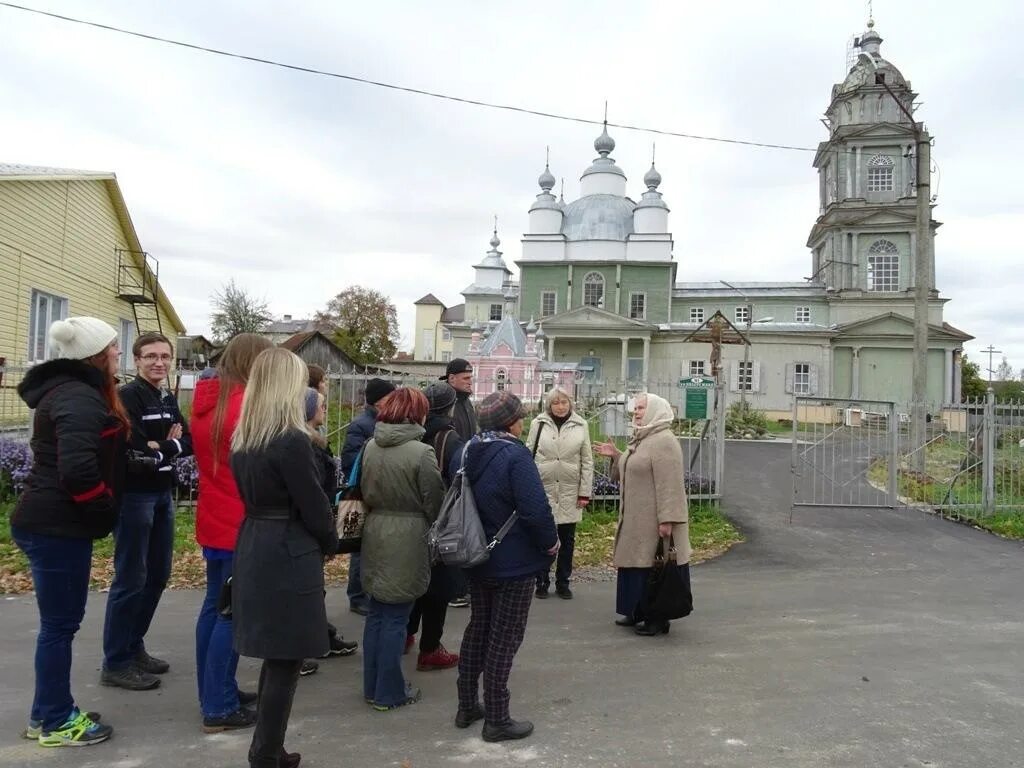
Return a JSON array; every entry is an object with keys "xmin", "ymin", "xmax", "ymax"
[{"xmin": 126, "ymin": 449, "xmax": 161, "ymax": 473}]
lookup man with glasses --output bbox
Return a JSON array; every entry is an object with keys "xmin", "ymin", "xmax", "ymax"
[{"xmin": 101, "ymin": 332, "xmax": 192, "ymax": 690}]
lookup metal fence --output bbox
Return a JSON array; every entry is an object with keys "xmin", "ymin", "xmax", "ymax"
[{"xmin": 0, "ymin": 362, "xmax": 31, "ymax": 440}]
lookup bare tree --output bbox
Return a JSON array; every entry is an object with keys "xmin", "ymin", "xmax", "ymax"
[
  {"xmin": 995, "ymin": 356, "xmax": 1014, "ymax": 382},
  {"xmin": 210, "ymin": 279, "xmax": 272, "ymax": 342}
]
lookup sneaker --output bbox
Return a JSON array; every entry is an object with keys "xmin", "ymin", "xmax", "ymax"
[
  {"xmin": 238, "ymin": 690, "xmax": 258, "ymax": 707},
  {"xmin": 448, "ymin": 595, "xmax": 470, "ymax": 608},
  {"xmin": 24, "ymin": 711, "xmax": 100, "ymax": 740},
  {"xmin": 134, "ymin": 648, "xmax": 170, "ymax": 675},
  {"xmin": 417, "ymin": 645, "xmax": 459, "ymax": 671},
  {"xmin": 454, "ymin": 702, "xmax": 485, "ymax": 729},
  {"xmin": 101, "ymin": 666, "xmax": 160, "ymax": 691},
  {"xmin": 299, "ymin": 660, "xmax": 319, "ymax": 677},
  {"xmin": 404, "ymin": 634, "xmax": 416, "ymax": 655},
  {"xmin": 371, "ymin": 686, "xmax": 422, "ymax": 712},
  {"xmin": 555, "ymin": 584, "xmax": 573, "ymax": 600},
  {"xmin": 320, "ymin": 635, "xmax": 358, "ymax": 658},
  {"xmin": 534, "ymin": 586, "xmax": 549, "ymax": 599},
  {"xmin": 482, "ymin": 718, "xmax": 534, "ymax": 743},
  {"xmin": 202, "ymin": 706, "xmax": 257, "ymax": 734},
  {"xmin": 37, "ymin": 709, "xmax": 112, "ymax": 747}
]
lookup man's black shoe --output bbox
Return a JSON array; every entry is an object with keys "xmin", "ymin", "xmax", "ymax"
[
  {"xmin": 555, "ymin": 585, "xmax": 573, "ymax": 600},
  {"xmin": 454, "ymin": 703, "xmax": 485, "ymax": 729},
  {"xmin": 482, "ymin": 719, "xmax": 534, "ymax": 743},
  {"xmin": 135, "ymin": 648, "xmax": 170, "ymax": 675},
  {"xmin": 202, "ymin": 706, "xmax": 257, "ymax": 733},
  {"xmin": 238, "ymin": 690, "xmax": 258, "ymax": 707},
  {"xmin": 101, "ymin": 666, "xmax": 161, "ymax": 691}
]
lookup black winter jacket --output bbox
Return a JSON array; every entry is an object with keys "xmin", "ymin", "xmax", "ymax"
[
  {"xmin": 423, "ymin": 412, "xmax": 464, "ymax": 487},
  {"xmin": 340, "ymin": 406, "xmax": 377, "ymax": 479},
  {"xmin": 12, "ymin": 359, "xmax": 127, "ymax": 539},
  {"xmin": 452, "ymin": 392, "xmax": 478, "ymax": 442},
  {"xmin": 119, "ymin": 377, "xmax": 192, "ymax": 493}
]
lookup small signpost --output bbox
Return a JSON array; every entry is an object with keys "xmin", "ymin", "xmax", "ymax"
[{"xmin": 678, "ymin": 376, "xmax": 715, "ymax": 420}]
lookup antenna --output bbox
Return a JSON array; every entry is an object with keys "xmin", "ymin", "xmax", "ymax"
[
  {"xmin": 545, "ymin": 145, "xmax": 549, "ymax": 167},
  {"xmin": 493, "ymin": 214, "xmax": 498, "ymax": 235},
  {"xmin": 603, "ymin": 100, "xmax": 608, "ymax": 124},
  {"xmin": 651, "ymin": 142, "xmax": 656, "ymax": 164}
]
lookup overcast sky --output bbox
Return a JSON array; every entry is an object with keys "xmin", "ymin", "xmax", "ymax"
[{"xmin": 2, "ymin": 1, "xmax": 1021, "ymax": 376}]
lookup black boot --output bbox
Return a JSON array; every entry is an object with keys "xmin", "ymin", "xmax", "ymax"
[
  {"xmin": 633, "ymin": 621, "xmax": 670, "ymax": 636},
  {"xmin": 482, "ymin": 719, "xmax": 534, "ymax": 743}
]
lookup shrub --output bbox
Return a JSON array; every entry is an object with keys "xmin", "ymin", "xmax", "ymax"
[
  {"xmin": 0, "ymin": 439, "xmax": 32, "ymax": 499},
  {"xmin": 725, "ymin": 402, "xmax": 768, "ymax": 438}
]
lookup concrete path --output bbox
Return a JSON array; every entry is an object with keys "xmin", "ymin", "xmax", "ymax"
[{"xmin": 1, "ymin": 441, "xmax": 1022, "ymax": 767}]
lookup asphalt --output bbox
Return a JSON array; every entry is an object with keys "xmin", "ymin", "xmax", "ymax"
[{"xmin": 1, "ymin": 441, "xmax": 1022, "ymax": 768}]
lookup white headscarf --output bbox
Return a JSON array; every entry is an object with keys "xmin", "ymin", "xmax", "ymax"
[{"xmin": 623, "ymin": 392, "xmax": 674, "ymax": 457}]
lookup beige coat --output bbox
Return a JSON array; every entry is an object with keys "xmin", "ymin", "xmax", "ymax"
[
  {"xmin": 611, "ymin": 423, "xmax": 691, "ymax": 567},
  {"xmin": 526, "ymin": 412, "xmax": 594, "ymax": 525}
]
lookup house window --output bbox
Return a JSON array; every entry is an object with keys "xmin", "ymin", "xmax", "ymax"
[
  {"xmin": 582, "ymin": 272, "xmax": 604, "ymax": 308},
  {"xmin": 867, "ymin": 154, "xmax": 894, "ymax": 192},
  {"xmin": 735, "ymin": 305, "xmax": 751, "ymax": 326},
  {"xmin": 689, "ymin": 307, "xmax": 705, "ymax": 324},
  {"xmin": 441, "ymin": 351, "xmax": 452, "ymax": 363},
  {"xmin": 795, "ymin": 306, "xmax": 811, "ymax": 323},
  {"xmin": 793, "ymin": 363, "xmax": 811, "ymax": 394},
  {"xmin": 867, "ymin": 240, "xmax": 900, "ymax": 292},
  {"xmin": 441, "ymin": 327, "xmax": 452, "ymax": 341},
  {"xmin": 120, "ymin": 318, "xmax": 137, "ymax": 372},
  {"xmin": 540, "ymin": 290, "xmax": 557, "ymax": 317},
  {"xmin": 689, "ymin": 360, "xmax": 706, "ymax": 377},
  {"xmin": 495, "ymin": 368, "xmax": 507, "ymax": 392},
  {"xmin": 489, "ymin": 303, "xmax": 503, "ymax": 321},
  {"xmin": 628, "ymin": 292, "xmax": 646, "ymax": 320},
  {"xmin": 737, "ymin": 360, "xmax": 753, "ymax": 392},
  {"xmin": 29, "ymin": 289, "xmax": 69, "ymax": 361}
]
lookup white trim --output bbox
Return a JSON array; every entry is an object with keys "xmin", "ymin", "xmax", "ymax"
[
  {"xmin": 540, "ymin": 289, "xmax": 557, "ymax": 317},
  {"xmin": 628, "ymin": 291, "xmax": 647, "ymax": 320}
]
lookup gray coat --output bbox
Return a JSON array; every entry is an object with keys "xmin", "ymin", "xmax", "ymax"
[
  {"xmin": 360, "ymin": 422, "xmax": 445, "ymax": 604},
  {"xmin": 230, "ymin": 431, "xmax": 337, "ymax": 660}
]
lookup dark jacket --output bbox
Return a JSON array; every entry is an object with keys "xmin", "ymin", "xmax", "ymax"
[
  {"xmin": 12, "ymin": 359, "xmax": 127, "ymax": 539},
  {"xmin": 360, "ymin": 422, "xmax": 445, "ymax": 604},
  {"xmin": 423, "ymin": 412, "xmax": 465, "ymax": 487},
  {"xmin": 230, "ymin": 431, "xmax": 336, "ymax": 660},
  {"xmin": 452, "ymin": 391, "xmax": 477, "ymax": 442},
  {"xmin": 340, "ymin": 406, "xmax": 377, "ymax": 479},
  {"xmin": 312, "ymin": 438, "xmax": 339, "ymax": 502},
  {"xmin": 119, "ymin": 376, "xmax": 192, "ymax": 493},
  {"xmin": 464, "ymin": 436, "xmax": 557, "ymax": 580}
]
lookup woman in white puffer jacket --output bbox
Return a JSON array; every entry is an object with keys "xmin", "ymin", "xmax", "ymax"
[{"xmin": 524, "ymin": 387, "xmax": 594, "ymax": 599}]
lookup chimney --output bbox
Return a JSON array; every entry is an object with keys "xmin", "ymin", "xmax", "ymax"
[{"xmin": 283, "ymin": 314, "xmax": 292, "ymax": 322}]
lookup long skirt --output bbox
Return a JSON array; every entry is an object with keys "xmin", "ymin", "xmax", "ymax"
[{"xmin": 615, "ymin": 567, "xmax": 652, "ymax": 619}]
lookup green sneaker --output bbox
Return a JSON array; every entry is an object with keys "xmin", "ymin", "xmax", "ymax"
[
  {"xmin": 38, "ymin": 710, "xmax": 112, "ymax": 747},
  {"xmin": 23, "ymin": 711, "xmax": 101, "ymax": 740}
]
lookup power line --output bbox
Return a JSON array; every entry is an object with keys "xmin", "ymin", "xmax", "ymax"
[{"xmin": 0, "ymin": 1, "xmax": 819, "ymax": 154}]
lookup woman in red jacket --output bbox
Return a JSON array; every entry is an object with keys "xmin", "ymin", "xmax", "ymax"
[{"xmin": 191, "ymin": 333, "xmax": 272, "ymax": 733}]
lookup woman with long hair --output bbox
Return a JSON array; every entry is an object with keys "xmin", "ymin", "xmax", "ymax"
[
  {"xmin": 594, "ymin": 393, "xmax": 691, "ymax": 636},
  {"xmin": 191, "ymin": 333, "xmax": 272, "ymax": 732},
  {"xmin": 229, "ymin": 347, "xmax": 337, "ymax": 768},
  {"xmin": 12, "ymin": 317, "xmax": 128, "ymax": 747}
]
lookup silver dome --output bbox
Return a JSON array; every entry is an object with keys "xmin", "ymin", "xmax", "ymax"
[
  {"xmin": 643, "ymin": 162, "xmax": 662, "ymax": 190},
  {"xmin": 561, "ymin": 194, "xmax": 635, "ymax": 241},
  {"xmin": 538, "ymin": 164, "xmax": 556, "ymax": 191}
]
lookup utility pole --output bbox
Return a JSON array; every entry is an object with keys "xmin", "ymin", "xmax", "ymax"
[{"xmin": 982, "ymin": 344, "xmax": 1003, "ymax": 385}]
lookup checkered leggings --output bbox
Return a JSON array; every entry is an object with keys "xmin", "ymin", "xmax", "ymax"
[{"xmin": 456, "ymin": 576, "xmax": 535, "ymax": 726}]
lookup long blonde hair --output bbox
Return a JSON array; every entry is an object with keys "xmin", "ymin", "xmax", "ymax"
[{"xmin": 231, "ymin": 348, "xmax": 310, "ymax": 454}]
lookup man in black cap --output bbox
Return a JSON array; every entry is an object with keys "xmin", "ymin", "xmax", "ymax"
[{"xmin": 441, "ymin": 358, "xmax": 477, "ymax": 442}]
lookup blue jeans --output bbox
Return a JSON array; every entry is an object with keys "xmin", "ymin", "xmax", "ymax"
[
  {"xmin": 102, "ymin": 490, "xmax": 174, "ymax": 670},
  {"xmin": 347, "ymin": 553, "xmax": 367, "ymax": 608},
  {"xmin": 195, "ymin": 555, "xmax": 239, "ymax": 718},
  {"xmin": 12, "ymin": 527, "xmax": 93, "ymax": 731},
  {"xmin": 362, "ymin": 598, "xmax": 414, "ymax": 707}
]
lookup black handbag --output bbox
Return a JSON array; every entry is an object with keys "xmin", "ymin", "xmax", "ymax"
[{"xmin": 638, "ymin": 535, "xmax": 693, "ymax": 622}]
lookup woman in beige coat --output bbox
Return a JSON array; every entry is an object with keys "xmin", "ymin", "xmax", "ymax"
[
  {"xmin": 525, "ymin": 387, "xmax": 594, "ymax": 600},
  {"xmin": 594, "ymin": 392, "xmax": 691, "ymax": 636}
]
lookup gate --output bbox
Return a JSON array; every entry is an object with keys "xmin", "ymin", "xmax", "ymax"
[{"xmin": 791, "ymin": 397, "xmax": 899, "ymax": 511}]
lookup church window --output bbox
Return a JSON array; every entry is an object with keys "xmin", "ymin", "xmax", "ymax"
[
  {"xmin": 867, "ymin": 240, "xmax": 900, "ymax": 292},
  {"xmin": 489, "ymin": 303, "xmax": 503, "ymax": 321},
  {"xmin": 540, "ymin": 291, "xmax": 556, "ymax": 317},
  {"xmin": 795, "ymin": 306, "xmax": 811, "ymax": 323},
  {"xmin": 689, "ymin": 360, "xmax": 706, "ymax": 377},
  {"xmin": 441, "ymin": 351, "xmax": 452, "ymax": 362},
  {"xmin": 735, "ymin": 305, "xmax": 751, "ymax": 325},
  {"xmin": 495, "ymin": 368, "xmax": 507, "ymax": 392},
  {"xmin": 793, "ymin": 363, "xmax": 811, "ymax": 394},
  {"xmin": 689, "ymin": 307, "xmax": 705, "ymax": 324},
  {"xmin": 867, "ymin": 154, "xmax": 894, "ymax": 192},
  {"xmin": 737, "ymin": 360, "xmax": 754, "ymax": 392},
  {"xmin": 583, "ymin": 272, "xmax": 605, "ymax": 308},
  {"xmin": 629, "ymin": 292, "xmax": 646, "ymax": 320},
  {"xmin": 441, "ymin": 327, "xmax": 452, "ymax": 341}
]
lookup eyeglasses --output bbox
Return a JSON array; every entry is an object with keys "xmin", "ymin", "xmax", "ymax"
[{"xmin": 139, "ymin": 354, "xmax": 173, "ymax": 363}]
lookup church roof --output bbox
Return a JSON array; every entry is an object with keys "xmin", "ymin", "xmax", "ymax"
[
  {"xmin": 440, "ymin": 303, "xmax": 465, "ymax": 323},
  {"xmin": 479, "ymin": 315, "xmax": 529, "ymax": 357},
  {"xmin": 561, "ymin": 194, "xmax": 635, "ymax": 241},
  {"xmin": 674, "ymin": 282, "xmax": 827, "ymax": 299}
]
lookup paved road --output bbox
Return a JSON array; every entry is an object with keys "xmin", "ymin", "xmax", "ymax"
[{"xmin": 0, "ymin": 441, "xmax": 1021, "ymax": 767}]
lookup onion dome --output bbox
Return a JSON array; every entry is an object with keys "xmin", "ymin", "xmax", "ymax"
[
  {"xmin": 538, "ymin": 163, "xmax": 556, "ymax": 192},
  {"xmin": 643, "ymin": 162, "xmax": 662, "ymax": 190}
]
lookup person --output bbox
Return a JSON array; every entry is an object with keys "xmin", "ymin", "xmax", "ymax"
[
  {"xmin": 307, "ymin": 364, "xmax": 327, "ymax": 395},
  {"xmin": 304, "ymin": 387, "xmax": 358, "ymax": 664},
  {"xmin": 525, "ymin": 386, "xmax": 593, "ymax": 600},
  {"xmin": 594, "ymin": 393, "xmax": 691, "ymax": 636},
  {"xmin": 359, "ymin": 387, "xmax": 445, "ymax": 710},
  {"xmin": 456, "ymin": 391, "xmax": 558, "ymax": 743},
  {"xmin": 11, "ymin": 317, "xmax": 127, "ymax": 746},
  {"xmin": 191, "ymin": 332, "xmax": 272, "ymax": 732},
  {"xmin": 340, "ymin": 377, "xmax": 395, "ymax": 616},
  {"xmin": 102, "ymin": 332, "xmax": 193, "ymax": 691},
  {"xmin": 231, "ymin": 348, "xmax": 337, "ymax": 768},
  {"xmin": 440, "ymin": 358, "xmax": 476, "ymax": 608},
  {"xmin": 404, "ymin": 383, "xmax": 464, "ymax": 671}
]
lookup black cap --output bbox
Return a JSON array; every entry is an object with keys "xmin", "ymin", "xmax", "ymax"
[
  {"xmin": 440, "ymin": 358, "xmax": 473, "ymax": 379},
  {"xmin": 364, "ymin": 378, "xmax": 396, "ymax": 406}
]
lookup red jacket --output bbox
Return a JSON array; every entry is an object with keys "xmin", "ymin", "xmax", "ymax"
[{"xmin": 191, "ymin": 377, "xmax": 244, "ymax": 550}]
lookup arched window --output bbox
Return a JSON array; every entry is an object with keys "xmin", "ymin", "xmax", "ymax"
[
  {"xmin": 495, "ymin": 368, "xmax": 507, "ymax": 392},
  {"xmin": 867, "ymin": 154, "xmax": 894, "ymax": 192},
  {"xmin": 867, "ymin": 239, "xmax": 899, "ymax": 292},
  {"xmin": 583, "ymin": 272, "xmax": 604, "ymax": 308}
]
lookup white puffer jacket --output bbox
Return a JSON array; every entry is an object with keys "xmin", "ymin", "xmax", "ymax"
[{"xmin": 525, "ymin": 411, "xmax": 594, "ymax": 525}]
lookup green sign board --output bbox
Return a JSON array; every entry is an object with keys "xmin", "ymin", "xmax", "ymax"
[{"xmin": 677, "ymin": 376, "xmax": 715, "ymax": 420}]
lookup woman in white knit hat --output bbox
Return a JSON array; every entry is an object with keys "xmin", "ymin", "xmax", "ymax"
[{"xmin": 11, "ymin": 316, "xmax": 128, "ymax": 747}]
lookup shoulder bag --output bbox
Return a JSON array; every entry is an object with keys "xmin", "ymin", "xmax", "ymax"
[
  {"xmin": 336, "ymin": 444, "xmax": 368, "ymax": 554},
  {"xmin": 637, "ymin": 534, "xmax": 693, "ymax": 622}
]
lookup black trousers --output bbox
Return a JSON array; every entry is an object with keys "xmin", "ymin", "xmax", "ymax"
[
  {"xmin": 248, "ymin": 658, "xmax": 302, "ymax": 768},
  {"xmin": 536, "ymin": 523, "xmax": 577, "ymax": 588},
  {"xmin": 407, "ymin": 594, "xmax": 448, "ymax": 653}
]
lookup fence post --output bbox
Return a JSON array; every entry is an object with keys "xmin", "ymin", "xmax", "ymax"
[
  {"xmin": 715, "ymin": 380, "xmax": 726, "ymax": 502},
  {"xmin": 983, "ymin": 388, "xmax": 996, "ymax": 516},
  {"xmin": 888, "ymin": 401, "xmax": 899, "ymax": 508}
]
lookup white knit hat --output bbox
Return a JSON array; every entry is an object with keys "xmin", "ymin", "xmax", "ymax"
[{"xmin": 49, "ymin": 317, "xmax": 118, "ymax": 360}]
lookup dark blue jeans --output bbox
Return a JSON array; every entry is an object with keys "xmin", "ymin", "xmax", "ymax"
[
  {"xmin": 102, "ymin": 490, "xmax": 174, "ymax": 670},
  {"xmin": 362, "ymin": 598, "xmax": 414, "ymax": 707},
  {"xmin": 12, "ymin": 527, "xmax": 93, "ymax": 731},
  {"xmin": 347, "ymin": 553, "xmax": 367, "ymax": 609},
  {"xmin": 195, "ymin": 555, "xmax": 239, "ymax": 718}
]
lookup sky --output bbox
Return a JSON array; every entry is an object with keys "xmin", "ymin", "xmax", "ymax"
[{"xmin": 1, "ymin": 0, "xmax": 1021, "ymax": 376}]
